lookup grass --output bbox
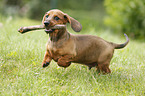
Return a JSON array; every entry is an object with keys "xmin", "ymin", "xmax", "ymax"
[{"xmin": 0, "ymin": 14, "xmax": 145, "ymax": 96}]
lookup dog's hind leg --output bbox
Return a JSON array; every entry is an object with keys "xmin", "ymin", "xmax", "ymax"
[
  {"xmin": 97, "ymin": 63, "xmax": 111, "ymax": 74},
  {"xmin": 87, "ymin": 62, "xmax": 98, "ymax": 70},
  {"xmin": 89, "ymin": 67, "xmax": 92, "ymax": 70}
]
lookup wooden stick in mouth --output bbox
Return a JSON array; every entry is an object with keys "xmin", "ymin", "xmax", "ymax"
[{"xmin": 18, "ymin": 25, "xmax": 66, "ymax": 34}]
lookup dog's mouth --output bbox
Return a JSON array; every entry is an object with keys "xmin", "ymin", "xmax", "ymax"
[
  {"xmin": 45, "ymin": 29, "xmax": 55, "ymax": 34},
  {"xmin": 44, "ymin": 25, "xmax": 66, "ymax": 34}
]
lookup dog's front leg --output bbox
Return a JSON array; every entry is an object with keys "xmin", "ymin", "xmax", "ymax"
[
  {"xmin": 42, "ymin": 51, "xmax": 52, "ymax": 68},
  {"xmin": 57, "ymin": 55, "xmax": 72, "ymax": 68}
]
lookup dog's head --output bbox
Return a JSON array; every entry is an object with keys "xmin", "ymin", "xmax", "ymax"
[{"xmin": 42, "ymin": 9, "xmax": 82, "ymax": 33}]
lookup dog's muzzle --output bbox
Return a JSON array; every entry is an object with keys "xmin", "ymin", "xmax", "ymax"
[
  {"xmin": 44, "ymin": 24, "xmax": 66, "ymax": 34},
  {"xmin": 44, "ymin": 21, "xmax": 50, "ymax": 26}
]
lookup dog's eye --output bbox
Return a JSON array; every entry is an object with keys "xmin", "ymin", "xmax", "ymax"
[
  {"xmin": 45, "ymin": 15, "xmax": 49, "ymax": 18},
  {"xmin": 54, "ymin": 16, "xmax": 60, "ymax": 21}
]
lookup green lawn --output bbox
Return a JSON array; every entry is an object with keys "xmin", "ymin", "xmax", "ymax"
[{"xmin": 0, "ymin": 16, "xmax": 145, "ymax": 96}]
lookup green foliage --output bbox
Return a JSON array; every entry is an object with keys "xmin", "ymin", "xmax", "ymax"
[
  {"xmin": 27, "ymin": 0, "xmax": 104, "ymax": 20},
  {"xmin": 0, "ymin": 14, "xmax": 145, "ymax": 96},
  {"xmin": 63, "ymin": 10, "xmax": 106, "ymax": 32},
  {"xmin": 0, "ymin": 0, "xmax": 30, "ymax": 16},
  {"xmin": 57, "ymin": 0, "xmax": 103, "ymax": 10},
  {"xmin": 104, "ymin": 0, "xmax": 145, "ymax": 39},
  {"xmin": 0, "ymin": 0, "xmax": 104, "ymax": 20},
  {"xmin": 27, "ymin": 0, "xmax": 51, "ymax": 20}
]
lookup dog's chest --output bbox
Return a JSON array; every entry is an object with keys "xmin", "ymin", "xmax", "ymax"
[
  {"xmin": 46, "ymin": 41, "xmax": 76, "ymax": 56},
  {"xmin": 47, "ymin": 42, "xmax": 62, "ymax": 54}
]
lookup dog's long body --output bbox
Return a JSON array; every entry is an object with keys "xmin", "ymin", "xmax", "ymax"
[{"xmin": 42, "ymin": 9, "xmax": 129, "ymax": 73}]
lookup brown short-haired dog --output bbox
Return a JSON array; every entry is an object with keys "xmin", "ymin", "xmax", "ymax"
[{"xmin": 42, "ymin": 9, "xmax": 129, "ymax": 74}]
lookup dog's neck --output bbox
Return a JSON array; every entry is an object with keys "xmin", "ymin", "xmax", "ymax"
[{"xmin": 49, "ymin": 29, "xmax": 70, "ymax": 42}]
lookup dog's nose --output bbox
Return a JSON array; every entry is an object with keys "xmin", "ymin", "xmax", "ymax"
[{"xmin": 44, "ymin": 21, "xmax": 50, "ymax": 26}]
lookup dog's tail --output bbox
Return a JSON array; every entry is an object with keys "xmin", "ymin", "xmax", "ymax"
[{"xmin": 112, "ymin": 33, "xmax": 129, "ymax": 49}]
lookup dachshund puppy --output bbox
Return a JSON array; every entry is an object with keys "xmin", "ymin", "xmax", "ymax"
[{"xmin": 42, "ymin": 9, "xmax": 129, "ymax": 74}]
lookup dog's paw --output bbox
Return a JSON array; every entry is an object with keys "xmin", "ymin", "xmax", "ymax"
[{"xmin": 42, "ymin": 62, "xmax": 50, "ymax": 68}]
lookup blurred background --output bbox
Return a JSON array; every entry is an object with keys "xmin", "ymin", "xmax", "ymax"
[
  {"xmin": 1, "ymin": 1, "xmax": 145, "ymax": 95},
  {"xmin": 0, "ymin": 0, "xmax": 145, "ymax": 39}
]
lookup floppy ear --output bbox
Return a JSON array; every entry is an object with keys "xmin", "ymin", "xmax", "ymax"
[{"xmin": 64, "ymin": 14, "xmax": 82, "ymax": 32}]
